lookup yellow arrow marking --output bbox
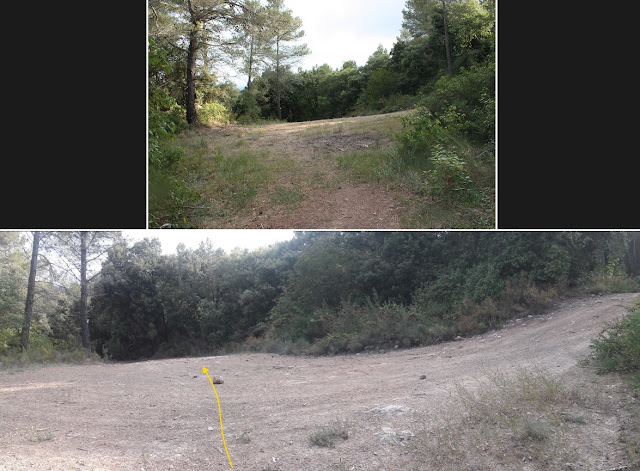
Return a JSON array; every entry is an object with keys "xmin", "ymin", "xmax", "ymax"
[{"xmin": 202, "ymin": 366, "xmax": 233, "ymax": 468}]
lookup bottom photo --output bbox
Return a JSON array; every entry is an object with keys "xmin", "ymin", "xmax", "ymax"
[{"xmin": 1, "ymin": 230, "xmax": 639, "ymax": 470}]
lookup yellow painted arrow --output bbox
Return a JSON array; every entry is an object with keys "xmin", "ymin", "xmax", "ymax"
[{"xmin": 203, "ymin": 366, "xmax": 233, "ymax": 468}]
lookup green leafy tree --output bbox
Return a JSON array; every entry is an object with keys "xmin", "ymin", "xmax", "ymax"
[
  {"xmin": 264, "ymin": 0, "xmax": 310, "ymax": 120},
  {"xmin": 19, "ymin": 232, "xmax": 41, "ymax": 351},
  {"xmin": 149, "ymin": 0, "xmax": 249, "ymax": 125}
]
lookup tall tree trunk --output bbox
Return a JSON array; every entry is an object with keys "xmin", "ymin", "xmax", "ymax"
[
  {"xmin": 626, "ymin": 232, "xmax": 640, "ymax": 277},
  {"xmin": 441, "ymin": 0, "xmax": 453, "ymax": 77},
  {"xmin": 276, "ymin": 36, "xmax": 282, "ymax": 121},
  {"xmin": 186, "ymin": 26, "xmax": 199, "ymax": 125},
  {"xmin": 20, "ymin": 231, "xmax": 41, "ymax": 351},
  {"xmin": 247, "ymin": 35, "xmax": 255, "ymax": 91},
  {"xmin": 79, "ymin": 231, "xmax": 91, "ymax": 358}
]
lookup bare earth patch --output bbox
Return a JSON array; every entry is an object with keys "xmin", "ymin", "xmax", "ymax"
[
  {"xmin": 190, "ymin": 111, "xmax": 417, "ymax": 229},
  {"xmin": 1, "ymin": 293, "xmax": 638, "ymax": 470}
]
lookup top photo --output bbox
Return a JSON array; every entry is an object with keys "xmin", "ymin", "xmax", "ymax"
[{"xmin": 148, "ymin": 0, "xmax": 496, "ymax": 229}]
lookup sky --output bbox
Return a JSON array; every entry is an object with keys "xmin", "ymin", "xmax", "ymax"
[
  {"xmin": 122, "ymin": 230, "xmax": 296, "ymax": 254},
  {"xmin": 225, "ymin": 0, "xmax": 406, "ymax": 88}
]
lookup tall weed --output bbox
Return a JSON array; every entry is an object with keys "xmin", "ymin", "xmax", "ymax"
[{"xmin": 422, "ymin": 145, "xmax": 474, "ymax": 202}]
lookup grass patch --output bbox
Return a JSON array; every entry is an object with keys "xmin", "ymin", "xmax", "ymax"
[
  {"xmin": 175, "ymin": 132, "xmax": 273, "ymax": 223},
  {"xmin": 271, "ymin": 185, "xmax": 304, "ymax": 207},
  {"xmin": 406, "ymin": 362, "xmax": 640, "ymax": 469},
  {"xmin": 309, "ymin": 421, "xmax": 349, "ymax": 448},
  {"xmin": 0, "ymin": 348, "xmax": 90, "ymax": 371},
  {"xmin": 337, "ymin": 143, "xmax": 495, "ymax": 229},
  {"xmin": 337, "ymin": 147, "xmax": 422, "ymax": 190},
  {"xmin": 409, "ymin": 366, "xmax": 584, "ymax": 469}
]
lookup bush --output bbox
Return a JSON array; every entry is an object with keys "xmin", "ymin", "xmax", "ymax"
[
  {"xmin": 233, "ymin": 90, "xmax": 262, "ymax": 124},
  {"xmin": 0, "ymin": 328, "xmax": 20, "ymax": 356},
  {"xmin": 419, "ymin": 60, "xmax": 495, "ymax": 143},
  {"xmin": 148, "ymin": 91, "xmax": 187, "ymax": 168},
  {"xmin": 423, "ymin": 145, "xmax": 474, "ymax": 202},
  {"xmin": 148, "ymin": 95, "xmax": 201, "ymax": 228},
  {"xmin": 590, "ymin": 299, "xmax": 640, "ymax": 376},
  {"xmin": 398, "ymin": 105, "xmax": 467, "ymax": 158},
  {"xmin": 198, "ymin": 101, "xmax": 231, "ymax": 126},
  {"xmin": 0, "ymin": 326, "xmax": 88, "ymax": 370}
]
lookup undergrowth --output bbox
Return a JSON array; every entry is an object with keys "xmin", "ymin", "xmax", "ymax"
[
  {"xmin": 175, "ymin": 131, "xmax": 272, "ymax": 224},
  {"xmin": 589, "ymin": 298, "xmax": 640, "ymax": 383}
]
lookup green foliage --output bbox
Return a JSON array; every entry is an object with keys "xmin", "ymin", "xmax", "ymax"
[
  {"xmin": 148, "ymin": 92, "xmax": 187, "ymax": 167},
  {"xmin": 419, "ymin": 60, "xmax": 495, "ymax": 143},
  {"xmin": 357, "ymin": 68, "xmax": 398, "ymax": 111},
  {"xmin": 398, "ymin": 105, "xmax": 468, "ymax": 157},
  {"xmin": 590, "ymin": 299, "xmax": 640, "ymax": 377},
  {"xmin": 9, "ymin": 231, "xmax": 627, "ymax": 363},
  {"xmin": 198, "ymin": 101, "xmax": 231, "ymax": 126},
  {"xmin": 0, "ymin": 328, "xmax": 19, "ymax": 356},
  {"xmin": 423, "ymin": 144, "xmax": 474, "ymax": 201},
  {"xmin": 0, "ymin": 325, "xmax": 87, "ymax": 369},
  {"xmin": 148, "ymin": 95, "xmax": 201, "ymax": 228},
  {"xmin": 232, "ymin": 90, "xmax": 262, "ymax": 124}
]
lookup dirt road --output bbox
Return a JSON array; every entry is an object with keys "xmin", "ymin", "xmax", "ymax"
[
  {"xmin": 189, "ymin": 111, "xmax": 418, "ymax": 229},
  {"xmin": 1, "ymin": 293, "xmax": 637, "ymax": 470}
]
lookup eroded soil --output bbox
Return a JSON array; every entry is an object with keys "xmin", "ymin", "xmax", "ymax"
[{"xmin": 1, "ymin": 293, "xmax": 638, "ymax": 470}]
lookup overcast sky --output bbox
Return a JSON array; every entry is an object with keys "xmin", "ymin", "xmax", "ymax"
[
  {"xmin": 226, "ymin": 0, "xmax": 406, "ymax": 88},
  {"xmin": 123, "ymin": 230, "xmax": 296, "ymax": 254}
]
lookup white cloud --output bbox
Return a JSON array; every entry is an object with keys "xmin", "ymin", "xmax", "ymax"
[
  {"xmin": 225, "ymin": 0, "xmax": 405, "ymax": 87},
  {"xmin": 122, "ymin": 230, "xmax": 296, "ymax": 254},
  {"xmin": 286, "ymin": 0, "xmax": 405, "ymax": 70}
]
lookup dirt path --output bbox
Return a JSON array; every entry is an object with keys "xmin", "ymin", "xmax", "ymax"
[
  {"xmin": 1, "ymin": 293, "xmax": 637, "ymax": 470},
  {"xmin": 191, "ymin": 111, "xmax": 416, "ymax": 229}
]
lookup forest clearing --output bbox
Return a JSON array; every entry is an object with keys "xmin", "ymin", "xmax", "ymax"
[
  {"xmin": 149, "ymin": 0, "xmax": 496, "ymax": 228},
  {"xmin": 174, "ymin": 111, "xmax": 433, "ymax": 229},
  {"xmin": 1, "ymin": 293, "xmax": 638, "ymax": 471}
]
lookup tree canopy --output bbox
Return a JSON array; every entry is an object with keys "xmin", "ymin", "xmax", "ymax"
[{"xmin": 4, "ymin": 231, "xmax": 638, "ymax": 363}]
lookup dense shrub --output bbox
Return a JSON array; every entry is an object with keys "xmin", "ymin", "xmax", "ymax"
[
  {"xmin": 232, "ymin": 90, "xmax": 263, "ymax": 124},
  {"xmin": 398, "ymin": 105, "xmax": 468, "ymax": 158},
  {"xmin": 419, "ymin": 59, "xmax": 495, "ymax": 143},
  {"xmin": 198, "ymin": 101, "xmax": 231, "ymax": 125},
  {"xmin": 590, "ymin": 299, "xmax": 640, "ymax": 376},
  {"xmin": 148, "ymin": 91, "xmax": 187, "ymax": 169},
  {"xmin": 423, "ymin": 145, "xmax": 474, "ymax": 201},
  {"xmin": 0, "ymin": 326, "xmax": 87, "ymax": 369},
  {"xmin": 148, "ymin": 92, "xmax": 201, "ymax": 228}
]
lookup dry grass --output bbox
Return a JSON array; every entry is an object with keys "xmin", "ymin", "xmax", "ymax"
[
  {"xmin": 174, "ymin": 112, "xmax": 411, "ymax": 228},
  {"xmin": 405, "ymin": 365, "xmax": 635, "ymax": 471},
  {"xmin": 309, "ymin": 420, "xmax": 350, "ymax": 448}
]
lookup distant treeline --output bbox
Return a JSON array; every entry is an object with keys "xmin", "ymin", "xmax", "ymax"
[
  {"xmin": 149, "ymin": 0, "xmax": 495, "ymax": 124},
  {"xmin": 3, "ymin": 232, "xmax": 638, "ymax": 363},
  {"xmin": 85, "ymin": 232, "xmax": 639, "ymax": 360},
  {"xmin": 148, "ymin": 0, "xmax": 496, "ymax": 227}
]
